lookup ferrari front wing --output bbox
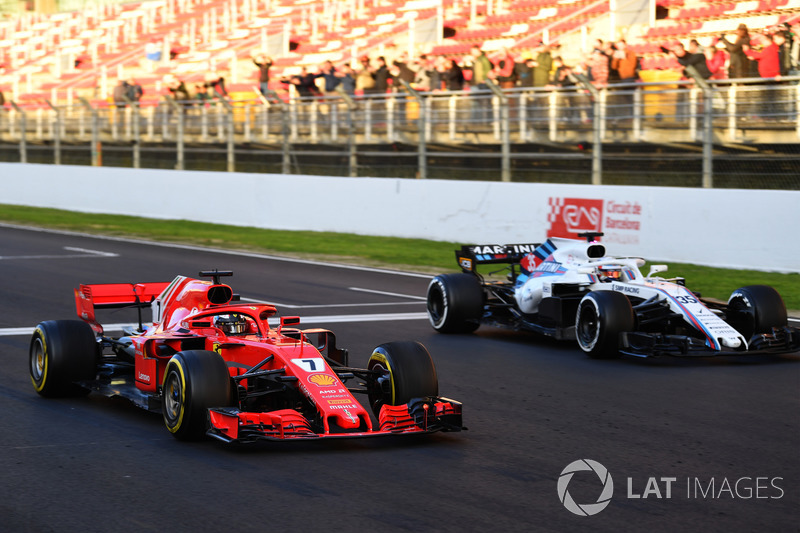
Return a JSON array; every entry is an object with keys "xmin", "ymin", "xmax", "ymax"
[{"xmin": 206, "ymin": 397, "xmax": 464, "ymax": 444}]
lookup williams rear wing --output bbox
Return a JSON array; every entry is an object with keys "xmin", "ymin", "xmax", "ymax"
[
  {"xmin": 456, "ymin": 243, "xmax": 541, "ymax": 272},
  {"xmin": 75, "ymin": 282, "xmax": 171, "ymax": 334}
]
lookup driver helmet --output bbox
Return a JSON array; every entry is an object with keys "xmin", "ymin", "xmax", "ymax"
[
  {"xmin": 598, "ymin": 266, "xmax": 621, "ymax": 280},
  {"xmin": 215, "ymin": 313, "xmax": 248, "ymax": 335}
]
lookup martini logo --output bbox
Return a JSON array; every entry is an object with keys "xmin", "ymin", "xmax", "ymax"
[
  {"xmin": 547, "ymin": 197, "xmax": 603, "ymax": 239},
  {"xmin": 308, "ymin": 374, "xmax": 337, "ymax": 386}
]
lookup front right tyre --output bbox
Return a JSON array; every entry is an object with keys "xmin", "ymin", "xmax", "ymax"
[
  {"xmin": 162, "ymin": 350, "xmax": 232, "ymax": 440},
  {"xmin": 726, "ymin": 285, "xmax": 788, "ymax": 339},
  {"xmin": 367, "ymin": 341, "xmax": 439, "ymax": 418}
]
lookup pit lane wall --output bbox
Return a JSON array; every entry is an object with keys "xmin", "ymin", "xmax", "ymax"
[{"xmin": 3, "ymin": 163, "xmax": 798, "ymax": 273}]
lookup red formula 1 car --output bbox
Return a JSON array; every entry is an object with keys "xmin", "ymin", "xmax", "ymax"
[{"xmin": 29, "ymin": 270, "xmax": 463, "ymax": 443}]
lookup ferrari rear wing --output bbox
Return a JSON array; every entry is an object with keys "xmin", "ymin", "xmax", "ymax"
[
  {"xmin": 75, "ymin": 282, "xmax": 171, "ymax": 334},
  {"xmin": 456, "ymin": 243, "xmax": 541, "ymax": 272}
]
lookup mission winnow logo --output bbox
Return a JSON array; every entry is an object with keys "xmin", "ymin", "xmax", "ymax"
[{"xmin": 557, "ymin": 459, "xmax": 785, "ymax": 517}]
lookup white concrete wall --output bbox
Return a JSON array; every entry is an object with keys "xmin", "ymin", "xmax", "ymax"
[{"xmin": 2, "ymin": 163, "xmax": 798, "ymax": 272}]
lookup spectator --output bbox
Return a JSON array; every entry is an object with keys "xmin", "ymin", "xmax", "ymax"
[
  {"xmin": 337, "ymin": 65, "xmax": 356, "ymax": 97},
  {"xmin": 113, "ymin": 79, "xmax": 129, "ymax": 107},
  {"xmin": 493, "ymin": 47, "xmax": 517, "ymax": 89},
  {"xmin": 688, "ymin": 39, "xmax": 704, "ymax": 55},
  {"xmin": 467, "ymin": 45, "xmax": 493, "ymax": 87},
  {"xmin": 719, "ymin": 24, "xmax": 751, "ymax": 79},
  {"xmin": 515, "ymin": 52, "xmax": 534, "ymax": 87},
  {"xmin": 664, "ymin": 41, "xmax": 712, "ymax": 119},
  {"xmin": 743, "ymin": 32, "xmax": 784, "ymax": 79},
  {"xmin": 373, "ymin": 56, "xmax": 390, "ymax": 94},
  {"xmin": 611, "ymin": 39, "xmax": 639, "ymax": 83},
  {"xmin": 126, "ymin": 78, "xmax": 143, "ymax": 103},
  {"xmin": 204, "ymin": 71, "xmax": 228, "ymax": 99},
  {"xmin": 252, "ymin": 53, "xmax": 273, "ymax": 97},
  {"xmin": 665, "ymin": 42, "xmax": 712, "ymax": 80},
  {"xmin": 604, "ymin": 41, "xmax": 620, "ymax": 83},
  {"xmin": 610, "ymin": 39, "xmax": 639, "ymax": 120},
  {"xmin": 393, "ymin": 52, "xmax": 417, "ymax": 85},
  {"xmin": 441, "ymin": 58, "xmax": 464, "ymax": 91},
  {"xmin": 704, "ymin": 39, "xmax": 728, "ymax": 80},
  {"xmin": 192, "ymin": 81, "xmax": 211, "ymax": 103},
  {"xmin": 790, "ymin": 21, "xmax": 800, "ymax": 75},
  {"xmin": 776, "ymin": 26, "xmax": 793, "ymax": 77},
  {"xmin": 283, "ymin": 67, "xmax": 319, "ymax": 98},
  {"xmin": 746, "ymin": 31, "xmax": 789, "ymax": 119},
  {"xmin": 466, "ymin": 45, "xmax": 493, "ymax": 122},
  {"xmin": 0, "ymin": 87, "xmax": 4, "ymax": 106},
  {"xmin": 551, "ymin": 56, "xmax": 578, "ymax": 122},
  {"xmin": 413, "ymin": 54, "xmax": 434, "ymax": 91},
  {"xmin": 164, "ymin": 74, "xmax": 191, "ymax": 112},
  {"xmin": 316, "ymin": 60, "xmax": 341, "ymax": 97},
  {"xmin": 355, "ymin": 56, "xmax": 376, "ymax": 95},
  {"xmin": 587, "ymin": 46, "xmax": 610, "ymax": 88},
  {"xmin": 429, "ymin": 55, "xmax": 447, "ymax": 92},
  {"xmin": 532, "ymin": 42, "xmax": 553, "ymax": 87}
]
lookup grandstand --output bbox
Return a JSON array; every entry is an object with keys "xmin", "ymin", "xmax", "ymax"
[{"xmin": 0, "ymin": 0, "xmax": 797, "ymax": 106}]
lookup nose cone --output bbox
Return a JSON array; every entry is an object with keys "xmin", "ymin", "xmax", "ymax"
[{"xmin": 720, "ymin": 336, "xmax": 744, "ymax": 349}]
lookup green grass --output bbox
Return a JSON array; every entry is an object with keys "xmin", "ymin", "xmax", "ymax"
[{"xmin": 1, "ymin": 203, "xmax": 798, "ymax": 311}]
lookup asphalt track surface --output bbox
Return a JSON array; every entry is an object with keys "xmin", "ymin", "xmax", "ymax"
[{"xmin": 0, "ymin": 224, "xmax": 798, "ymax": 533}]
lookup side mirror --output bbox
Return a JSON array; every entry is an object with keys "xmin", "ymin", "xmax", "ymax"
[{"xmin": 647, "ymin": 265, "xmax": 668, "ymax": 277}]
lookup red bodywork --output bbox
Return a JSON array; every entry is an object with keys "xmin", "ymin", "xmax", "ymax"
[{"xmin": 74, "ymin": 274, "xmax": 462, "ymax": 443}]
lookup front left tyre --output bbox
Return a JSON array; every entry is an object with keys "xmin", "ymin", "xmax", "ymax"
[
  {"xmin": 29, "ymin": 320, "xmax": 98, "ymax": 397},
  {"xmin": 575, "ymin": 291, "xmax": 635, "ymax": 359},
  {"xmin": 162, "ymin": 350, "xmax": 232, "ymax": 440},
  {"xmin": 367, "ymin": 341, "xmax": 439, "ymax": 418}
]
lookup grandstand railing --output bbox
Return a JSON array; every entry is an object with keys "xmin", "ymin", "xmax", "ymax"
[{"xmin": 0, "ymin": 76, "xmax": 798, "ymax": 189}]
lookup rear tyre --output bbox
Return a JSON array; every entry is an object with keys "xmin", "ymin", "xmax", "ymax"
[
  {"xmin": 727, "ymin": 285, "xmax": 788, "ymax": 339},
  {"xmin": 426, "ymin": 273, "xmax": 483, "ymax": 333},
  {"xmin": 162, "ymin": 350, "xmax": 232, "ymax": 440},
  {"xmin": 29, "ymin": 320, "xmax": 98, "ymax": 397},
  {"xmin": 367, "ymin": 341, "xmax": 439, "ymax": 417},
  {"xmin": 575, "ymin": 291, "xmax": 634, "ymax": 359}
]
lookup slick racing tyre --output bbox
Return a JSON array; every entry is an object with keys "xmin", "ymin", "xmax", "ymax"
[
  {"xmin": 575, "ymin": 291, "xmax": 635, "ymax": 359},
  {"xmin": 30, "ymin": 320, "xmax": 98, "ymax": 397},
  {"xmin": 367, "ymin": 341, "xmax": 439, "ymax": 417},
  {"xmin": 426, "ymin": 273, "xmax": 483, "ymax": 333},
  {"xmin": 726, "ymin": 285, "xmax": 788, "ymax": 339},
  {"xmin": 162, "ymin": 350, "xmax": 232, "ymax": 440}
]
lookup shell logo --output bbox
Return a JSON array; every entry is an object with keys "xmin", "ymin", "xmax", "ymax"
[{"xmin": 308, "ymin": 374, "xmax": 337, "ymax": 386}]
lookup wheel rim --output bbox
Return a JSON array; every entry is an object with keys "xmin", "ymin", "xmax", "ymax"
[
  {"xmin": 577, "ymin": 302, "xmax": 600, "ymax": 350},
  {"xmin": 368, "ymin": 362, "xmax": 391, "ymax": 413},
  {"xmin": 30, "ymin": 338, "xmax": 45, "ymax": 383},
  {"xmin": 163, "ymin": 369, "xmax": 184, "ymax": 426},
  {"xmin": 427, "ymin": 285, "xmax": 446, "ymax": 325}
]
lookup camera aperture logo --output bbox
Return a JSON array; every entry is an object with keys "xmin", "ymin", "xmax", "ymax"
[
  {"xmin": 557, "ymin": 459, "xmax": 785, "ymax": 516},
  {"xmin": 557, "ymin": 459, "xmax": 614, "ymax": 516}
]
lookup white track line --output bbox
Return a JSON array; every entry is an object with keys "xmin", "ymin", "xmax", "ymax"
[
  {"xmin": 0, "ymin": 246, "xmax": 119, "ymax": 260},
  {"xmin": 0, "ymin": 312, "xmax": 429, "ymax": 337},
  {"xmin": 0, "ymin": 222, "xmax": 431, "ymax": 278}
]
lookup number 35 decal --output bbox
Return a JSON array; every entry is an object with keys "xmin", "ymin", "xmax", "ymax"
[{"xmin": 675, "ymin": 295, "xmax": 698, "ymax": 304}]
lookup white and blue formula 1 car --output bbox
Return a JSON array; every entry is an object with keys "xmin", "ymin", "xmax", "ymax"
[{"xmin": 426, "ymin": 233, "xmax": 799, "ymax": 358}]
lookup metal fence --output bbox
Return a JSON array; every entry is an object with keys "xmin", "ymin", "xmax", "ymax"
[{"xmin": 1, "ymin": 76, "xmax": 799, "ymax": 189}]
